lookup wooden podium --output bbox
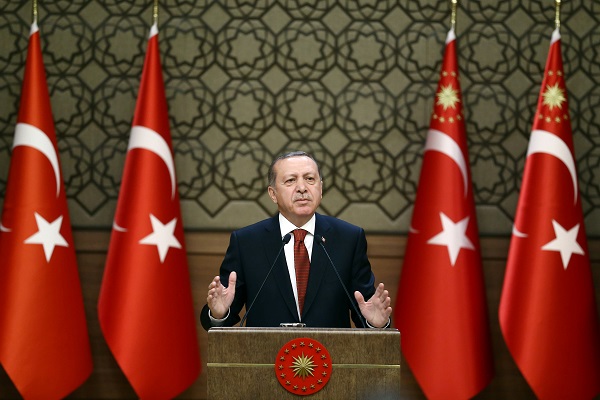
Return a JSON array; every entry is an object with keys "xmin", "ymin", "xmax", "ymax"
[{"xmin": 207, "ymin": 327, "xmax": 401, "ymax": 399}]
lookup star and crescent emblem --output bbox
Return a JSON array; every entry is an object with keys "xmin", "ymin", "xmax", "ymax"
[
  {"xmin": 1, "ymin": 123, "xmax": 71, "ymax": 263},
  {"xmin": 511, "ymin": 61, "xmax": 581, "ymax": 270},
  {"xmin": 111, "ymin": 125, "xmax": 183, "ymax": 263},
  {"xmin": 511, "ymin": 126, "xmax": 583, "ymax": 270},
  {"xmin": 410, "ymin": 121, "xmax": 477, "ymax": 267},
  {"xmin": 410, "ymin": 66, "xmax": 478, "ymax": 267}
]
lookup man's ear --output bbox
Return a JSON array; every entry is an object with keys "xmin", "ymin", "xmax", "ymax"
[{"xmin": 268, "ymin": 186, "xmax": 277, "ymax": 203}]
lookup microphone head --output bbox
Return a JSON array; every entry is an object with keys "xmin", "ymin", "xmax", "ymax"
[
  {"xmin": 315, "ymin": 234, "xmax": 326, "ymax": 244},
  {"xmin": 282, "ymin": 233, "xmax": 292, "ymax": 244}
]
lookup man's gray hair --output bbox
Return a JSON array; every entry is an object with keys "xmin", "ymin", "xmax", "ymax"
[{"xmin": 268, "ymin": 151, "xmax": 323, "ymax": 187}]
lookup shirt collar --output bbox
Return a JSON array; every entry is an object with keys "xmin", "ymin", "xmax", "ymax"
[{"xmin": 278, "ymin": 213, "xmax": 316, "ymax": 237}]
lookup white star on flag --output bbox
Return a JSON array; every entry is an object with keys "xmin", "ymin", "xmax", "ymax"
[
  {"xmin": 427, "ymin": 212, "xmax": 475, "ymax": 266},
  {"xmin": 24, "ymin": 213, "xmax": 69, "ymax": 262},
  {"xmin": 139, "ymin": 214, "xmax": 182, "ymax": 263},
  {"xmin": 541, "ymin": 220, "xmax": 585, "ymax": 270}
]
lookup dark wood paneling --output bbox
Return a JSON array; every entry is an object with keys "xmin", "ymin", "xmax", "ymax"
[{"xmin": 0, "ymin": 231, "xmax": 598, "ymax": 399}]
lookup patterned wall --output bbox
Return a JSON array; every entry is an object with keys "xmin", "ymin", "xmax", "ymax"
[{"xmin": 1, "ymin": 0, "xmax": 599, "ymax": 235}]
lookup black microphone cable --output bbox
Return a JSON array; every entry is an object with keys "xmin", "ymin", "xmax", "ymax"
[
  {"xmin": 239, "ymin": 233, "xmax": 292, "ymax": 327},
  {"xmin": 314, "ymin": 234, "xmax": 367, "ymax": 328}
]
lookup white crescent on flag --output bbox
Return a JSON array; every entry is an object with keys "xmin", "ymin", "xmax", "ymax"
[
  {"xmin": 512, "ymin": 225, "xmax": 528, "ymax": 238},
  {"xmin": 424, "ymin": 129, "xmax": 469, "ymax": 197},
  {"xmin": 112, "ymin": 221, "xmax": 127, "ymax": 232},
  {"xmin": 112, "ymin": 125, "xmax": 176, "ymax": 232},
  {"xmin": 512, "ymin": 129, "xmax": 578, "ymax": 239},
  {"xmin": 128, "ymin": 125, "xmax": 176, "ymax": 199},
  {"xmin": 527, "ymin": 129, "xmax": 578, "ymax": 204},
  {"xmin": 13, "ymin": 122, "xmax": 61, "ymax": 197}
]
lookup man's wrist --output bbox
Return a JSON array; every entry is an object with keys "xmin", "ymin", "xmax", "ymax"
[
  {"xmin": 209, "ymin": 308, "xmax": 230, "ymax": 326},
  {"xmin": 366, "ymin": 317, "xmax": 391, "ymax": 329}
]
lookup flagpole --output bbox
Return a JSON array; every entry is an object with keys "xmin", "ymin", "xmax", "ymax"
[
  {"xmin": 153, "ymin": 0, "xmax": 159, "ymax": 26},
  {"xmin": 32, "ymin": 0, "xmax": 38, "ymax": 24},
  {"xmin": 451, "ymin": 0, "xmax": 458, "ymax": 31},
  {"xmin": 555, "ymin": 0, "xmax": 561, "ymax": 30}
]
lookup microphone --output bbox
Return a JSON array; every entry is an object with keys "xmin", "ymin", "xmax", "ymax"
[
  {"xmin": 314, "ymin": 234, "xmax": 367, "ymax": 328},
  {"xmin": 239, "ymin": 233, "xmax": 292, "ymax": 327}
]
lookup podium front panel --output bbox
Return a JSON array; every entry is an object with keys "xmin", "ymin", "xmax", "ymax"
[{"xmin": 207, "ymin": 327, "xmax": 401, "ymax": 399}]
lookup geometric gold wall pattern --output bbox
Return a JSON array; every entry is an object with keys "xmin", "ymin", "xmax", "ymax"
[{"xmin": 1, "ymin": 0, "xmax": 599, "ymax": 235}]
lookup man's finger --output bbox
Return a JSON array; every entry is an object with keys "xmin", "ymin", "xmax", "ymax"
[{"xmin": 229, "ymin": 271, "xmax": 237, "ymax": 287}]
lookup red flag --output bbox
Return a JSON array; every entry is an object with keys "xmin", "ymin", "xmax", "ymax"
[
  {"xmin": 394, "ymin": 29, "xmax": 494, "ymax": 399},
  {"xmin": 499, "ymin": 29, "xmax": 600, "ymax": 399},
  {"xmin": 98, "ymin": 23, "xmax": 201, "ymax": 398},
  {"xmin": 0, "ymin": 22, "xmax": 92, "ymax": 398}
]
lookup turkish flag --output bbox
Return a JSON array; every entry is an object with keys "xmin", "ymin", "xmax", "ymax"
[
  {"xmin": 394, "ymin": 29, "xmax": 494, "ymax": 399},
  {"xmin": 0, "ymin": 22, "xmax": 92, "ymax": 398},
  {"xmin": 499, "ymin": 29, "xmax": 600, "ymax": 399},
  {"xmin": 97, "ymin": 23, "xmax": 201, "ymax": 399}
]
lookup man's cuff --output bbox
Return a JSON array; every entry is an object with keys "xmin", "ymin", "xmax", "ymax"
[
  {"xmin": 366, "ymin": 317, "xmax": 391, "ymax": 329},
  {"xmin": 209, "ymin": 308, "xmax": 230, "ymax": 326}
]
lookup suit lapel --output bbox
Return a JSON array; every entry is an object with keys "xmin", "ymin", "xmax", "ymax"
[
  {"xmin": 264, "ymin": 216, "xmax": 298, "ymax": 320},
  {"xmin": 302, "ymin": 214, "xmax": 331, "ymax": 318}
]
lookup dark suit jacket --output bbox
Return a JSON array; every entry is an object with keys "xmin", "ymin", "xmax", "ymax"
[{"xmin": 200, "ymin": 213, "xmax": 377, "ymax": 330}]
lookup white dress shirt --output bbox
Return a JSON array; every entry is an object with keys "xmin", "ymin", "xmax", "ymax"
[{"xmin": 278, "ymin": 213, "xmax": 316, "ymax": 319}]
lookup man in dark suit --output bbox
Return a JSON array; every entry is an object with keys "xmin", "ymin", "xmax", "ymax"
[{"xmin": 200, "ymin": 151, "xmax": 392, "ymax": 330}]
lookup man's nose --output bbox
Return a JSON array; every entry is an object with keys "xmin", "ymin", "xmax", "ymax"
[{"xmin": 296, "ymin": 180, "xmax": 307, "ymax": 191}]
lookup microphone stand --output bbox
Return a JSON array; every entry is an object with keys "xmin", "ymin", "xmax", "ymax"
[
  {"xmin": 315, "ymin": 235, "xmax": 367, "ymax": 328},
  {"xmin": 239, "ymin": 233, "xmax": 291, "ymax": 327}
]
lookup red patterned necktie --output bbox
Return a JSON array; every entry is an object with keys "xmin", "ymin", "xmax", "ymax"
[{"xmin": 293, "ymin": 229, "xmax": 310, "ymax": 315}]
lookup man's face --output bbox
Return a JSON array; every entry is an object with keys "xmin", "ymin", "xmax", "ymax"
[{"xmin": 268, "ymin": 156, "xmax": 323, "ymax": 227}]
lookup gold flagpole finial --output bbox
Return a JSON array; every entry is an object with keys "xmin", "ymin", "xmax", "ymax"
[
  {"xmin": 153, "ymin": 0, "xmax": 159, "ymax": 26},
  {"xmin": 32, "ymin": 0, "xmax": 38, "ymax": 24},
  {"xmin": 555, "ymin": 0, "xmax": 561, "ymax": 30},
  {"xmin": 451, "ymin": 0, "xmax": 458, "ymax": 31}
]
